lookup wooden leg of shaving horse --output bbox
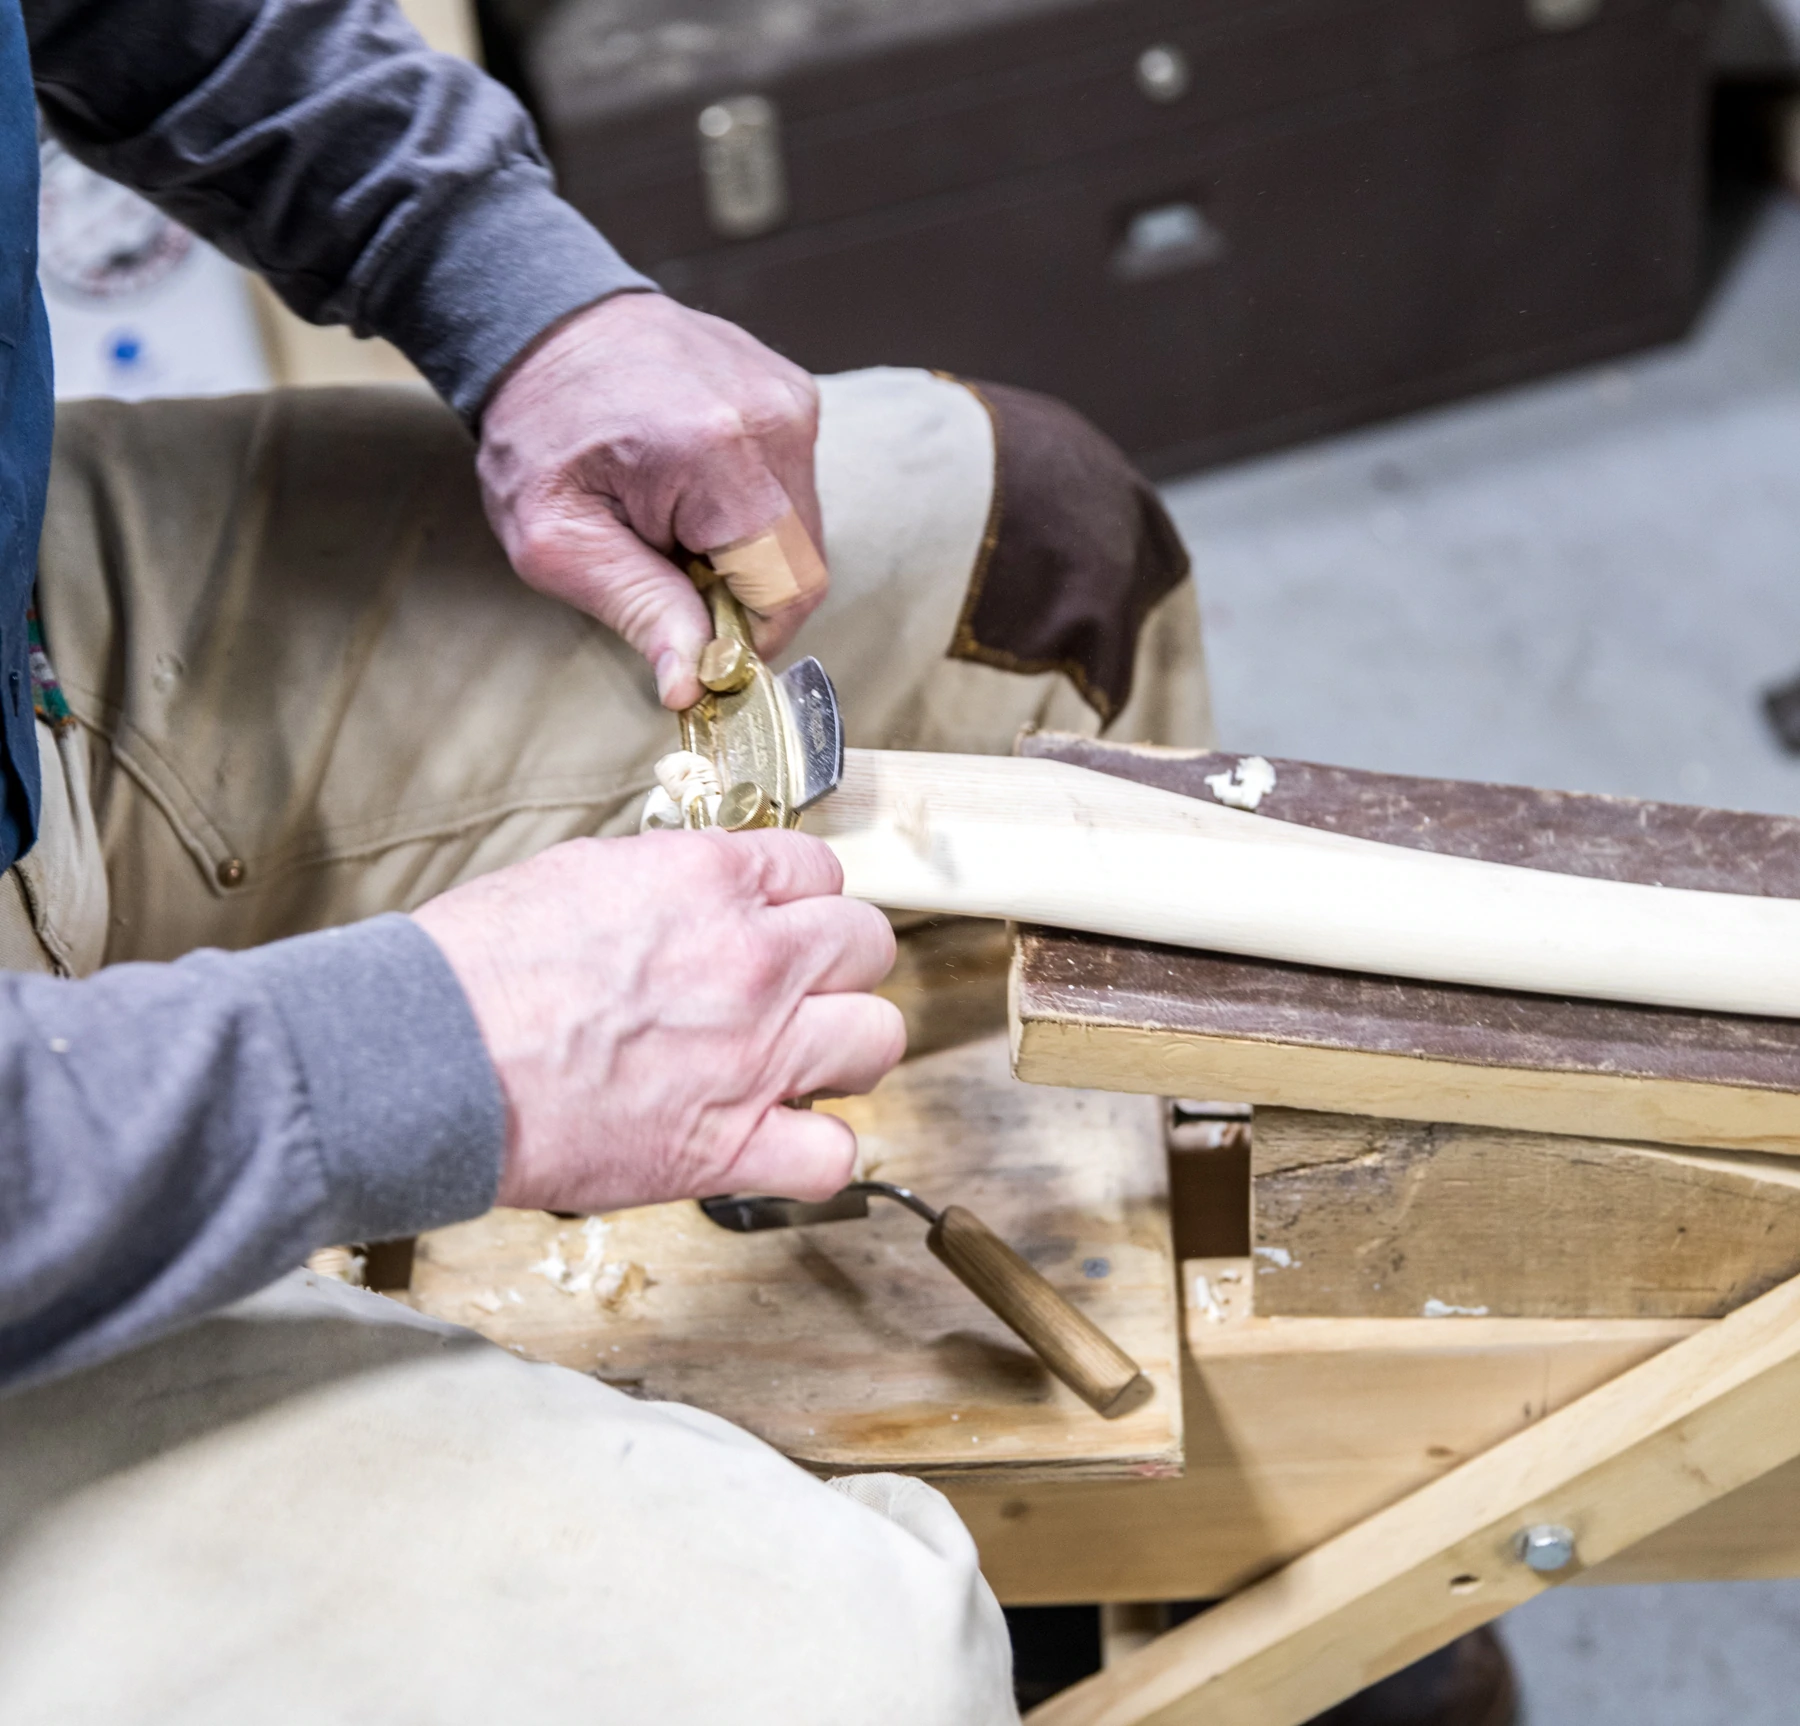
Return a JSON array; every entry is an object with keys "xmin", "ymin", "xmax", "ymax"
[{"xmin": 1023, "ymin": 1267, "xmax": 1800, "ymax": 1726}]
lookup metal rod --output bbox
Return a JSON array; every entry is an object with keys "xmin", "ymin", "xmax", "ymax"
[{"xmin": 849, "ymin": 1180, "xmax": 941, "ymax": 1226}]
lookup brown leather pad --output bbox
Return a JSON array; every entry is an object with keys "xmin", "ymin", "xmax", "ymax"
[{"xmin": 947, "ymin": 380, "xmax": 1188, "ymax": 723}]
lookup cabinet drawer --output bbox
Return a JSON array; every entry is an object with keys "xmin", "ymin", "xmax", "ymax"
[
  {"xmin": 541, "ymin": 0, "xmax": 1675, "ymax": 264},
  {"xmin": 651, "ymin": 16, "xmax": 1704, "ymax": 469}
]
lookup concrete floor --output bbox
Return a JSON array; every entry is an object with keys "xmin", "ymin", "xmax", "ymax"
[
  {"xmin": 1158, "ymin": 191, "xmax": 1800, "ymax": 1723},
  {"xmin": 1501, "ymin": 1581, "xmax": 1800, "ymax": 1725},
  {"xmin": 1165, "ymin": 193, "xmax": 1800, "ymax": 816}
]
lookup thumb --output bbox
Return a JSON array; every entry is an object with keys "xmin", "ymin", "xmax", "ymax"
[
  {"xmin": 610, "ymin": 544, "xmax": 715, "ymax": 710},
  {"xmin": 520, "ymin": 510, "xmax": 714, "ymax": 709}
]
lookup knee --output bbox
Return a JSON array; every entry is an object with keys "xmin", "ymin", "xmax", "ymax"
[{"xmin": 802, "ymin": 1472, "xmax": 1019, "ymax": 1726}]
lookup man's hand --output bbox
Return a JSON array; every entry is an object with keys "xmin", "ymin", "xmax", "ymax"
[
  {"xmin": 411, "ymin": 828, "xmax": 902, "ymax": 1214},
  {"xmin": 477, "ymin": 293, "xmax": 826, "ymax": 710}
]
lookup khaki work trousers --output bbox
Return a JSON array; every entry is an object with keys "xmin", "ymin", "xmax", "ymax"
[{"xmin": 0, "ymin": 369, "xmax": 1208, "ymax": 1725}]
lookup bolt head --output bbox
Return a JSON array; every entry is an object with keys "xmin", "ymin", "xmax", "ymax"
[
  {"xmin": 698, "ymin": 638, "xmax": 755, "ymax": 693},
  {"xmin": 718, "ymin": 781, "xmax": 776, "ymax": 831},
  {"xmin": 1515, "ymin": 1523, "xmax": 1577, "ymax": 1573}
]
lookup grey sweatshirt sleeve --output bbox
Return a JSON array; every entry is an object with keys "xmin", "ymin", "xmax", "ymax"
[
  {"xmin": 24, "ymin": 0, "xmax": 659, "ymax": 419},
  {"xmin": 0, "ymin": 915, "xmax": 505, "ymax": 1392}
]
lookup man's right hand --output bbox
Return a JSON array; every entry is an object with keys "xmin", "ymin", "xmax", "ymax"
[
  {"xmin": 476, "ymin": 293, "xmax": 826, "ymax": 712},
  {"xmin": 411, "ymin": 829, "xmax": 903, "ymax": 1215}
]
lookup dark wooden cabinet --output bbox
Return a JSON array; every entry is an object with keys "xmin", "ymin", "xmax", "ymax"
[{"xmin": 512, "ymin": 0, "xmax": 1715, "ymax": 472}]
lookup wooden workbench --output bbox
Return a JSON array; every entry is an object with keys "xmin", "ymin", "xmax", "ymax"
[
  {"xmin": 946, "ymin": 1264, "xmax": 1800, "ymax": 1605},
  {"xmin": 389, "ymin": 735, "xmax": 1800, "ymax": 1724},
  {"xmin": 988, "ymin": 737, "xmax": 1800, "ymax": 1724},
  {"xmin": 396, "ymin": 1027, "xmax": 1800, "ymax": 1605},
  {"xmin": 402, "ymin": 1033, "xmax": 1184, "ymax": 1482}
]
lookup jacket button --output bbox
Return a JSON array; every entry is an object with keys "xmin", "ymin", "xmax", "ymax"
[{"xmin": 216, "ymin": 858, "xmax": 246, "ymax": 888}]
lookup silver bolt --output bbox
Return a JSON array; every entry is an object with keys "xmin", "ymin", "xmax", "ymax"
[
  {"xmin": 1135, "ymin": 44, "xmax": 1191, "ymax": 104},
  {"xmin": 1515, "ymin": 1524, "xmax": 1578, "ymax": 1573}
]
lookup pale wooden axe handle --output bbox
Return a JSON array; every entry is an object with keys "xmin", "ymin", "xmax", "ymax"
[{"xmin": 809, "ymin": 749, "xmax": 1800, "ymax": 1020}]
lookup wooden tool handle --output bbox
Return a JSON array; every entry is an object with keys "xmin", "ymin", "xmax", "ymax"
[{"xmin": 926, "ymin": 1204, "xmax": 1147, "ymax": 1417}]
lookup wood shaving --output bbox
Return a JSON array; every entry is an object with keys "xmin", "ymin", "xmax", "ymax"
[
  {"xmin": 530, "ymin": 1217, "xmax": 647, "ymax": 1310},
  {"xmin": 306, "ymin": 1245, "xmax": 366, "ymax": 1286},
  {"xmin": 1190, "ymin": 1273, "xmax": 1228, "ymax": 1324},
  {"xmin": 1204, "ymin": 754, "xmax": 1277, "ymax": 811},
  {"xmin": 645, "ymin": 749, "xmax": 722, "ymax": 830}
]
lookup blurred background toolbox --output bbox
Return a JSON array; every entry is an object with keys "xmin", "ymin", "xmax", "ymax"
[{"xmin": 482, "ymin": 0, "xmax": 1718, "ymax": 474}]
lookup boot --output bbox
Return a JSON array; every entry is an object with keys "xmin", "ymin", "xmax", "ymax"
[{"xmin": 1306, "ymin": 1627, "xmax": 1517, "ymax": 1726}]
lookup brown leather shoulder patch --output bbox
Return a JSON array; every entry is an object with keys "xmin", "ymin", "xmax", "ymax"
[{"xmin": 946, "ymin": 378, "xmax": 1190, "ymax": 724}]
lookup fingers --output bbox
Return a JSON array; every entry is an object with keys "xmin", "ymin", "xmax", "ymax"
[
  {"xmin": 731, "ymin": 414, "xmax": 827, "ymax": 664},
  {"xmin": 765, "ymin": 892, "xmax": 897, "ymax": 995},
  {"xmin": 728, "ymin": 1106, "xmax": 859, "ymax": 1202},
  {"xmin": 666, "ymin": 431, "xmax": 804, "ymax": 568},
  {"xmin": 655, "ymin": 351, "xmax": 827, "ymax": 658},
  {"xmin": 725, "ymin": 828, "xmax": 845, "ymax": 907},
  {"xmin": 712, "ymin": 506, "xmax": 826, "ymax": 607},
  {"xmin": 777, "ymin": 991, "xmax": 908, "ymax": 1101},
  {"xmin": 598, "ymin": 543, "xmax": 713, "ymax": 710},
  {"xmin": 720, "ymin": 993, "xmax": 905, "ymax": 1200},
  {"xmin": 764, "ymin": 412, "xmax": 826, "ymax": 563},
  {"xmin": 747, "ymin": 584, "xmax": 828, "ymax": 664},
  {"xmin": 685, "ymin": 473, "xmax": 830, "ymax": 668},
  {"xmin": 526, "ymin": 481, "xmax": 826, "ymax": 707},
  {"xmin": 664, "ymin": 321, "xmax": 821, "ymax": 556}
]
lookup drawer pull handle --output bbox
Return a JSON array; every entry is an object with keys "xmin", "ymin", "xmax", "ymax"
[
  {"xmin": 1111, "ymin": 201, "xmax": 1225, "ymax": 281},
  {"xmin": 697, "ymin": 94, "xmax": 788, "ymax": 239},
  {"xmin": 1527, "ymin": 0, "xmax": 1602, "ymax": 28}
]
